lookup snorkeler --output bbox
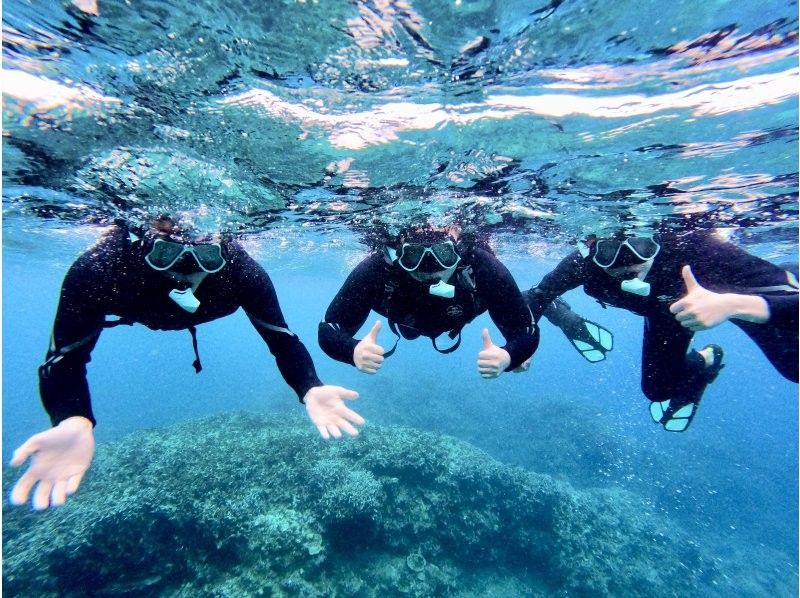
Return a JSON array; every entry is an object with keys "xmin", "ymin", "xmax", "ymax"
[
  {"xmin": 10, "ymin": 215, "xmax": 365, "ymax": 511},
  {"xmin": 318, "ymin": 225, "xmax": 613, "ymax": 377},
  {"xmin": 524, "ymin": 229, "xmax": 799, "ymax": 432}
]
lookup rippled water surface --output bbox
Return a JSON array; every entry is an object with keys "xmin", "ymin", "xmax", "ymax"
[{"xmin": 3, "ymin": 0, "xmax": 798, "ymax": 256}]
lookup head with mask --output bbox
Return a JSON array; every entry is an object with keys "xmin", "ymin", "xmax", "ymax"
[
  {"xmin": 140, "ymin": 214, "xmax": 228, "ymax": 312},
  {"xmin": 386, "ymin": 225, "xmax": 462, "ymax": 298},
  {"xmin": 579, "ymin": 233, "xmax": 661, "ymax": 296},
  {"xmin": 143, "ymin": 215, "xmax": 226, "ymax": 274}
]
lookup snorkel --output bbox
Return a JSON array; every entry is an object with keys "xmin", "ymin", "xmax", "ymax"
[
  {"xmin": 429, "ymin": 275, "xmax": 457, "ymax": 299},
  {"xmin": 168, "ymin": 286, "xmax": 202, "ymax": 312},
  {"xmin": 619, "ymin": 271, "xmax": 652, "ymax": 296}
]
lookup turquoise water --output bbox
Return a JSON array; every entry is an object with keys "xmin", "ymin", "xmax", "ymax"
[{"xmin": 2, "ymin": 0, "xmax": 798, "ymax": 595}]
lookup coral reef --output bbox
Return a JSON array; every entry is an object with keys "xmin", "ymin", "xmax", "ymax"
[{"xmin": 2, "ymin": 413, "xmax": 793, "ymax": 596}]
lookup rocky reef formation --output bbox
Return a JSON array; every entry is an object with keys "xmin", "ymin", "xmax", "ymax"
[{"xmin": 2, "ymin": 413, "xmax": 792, "ymax": 596}]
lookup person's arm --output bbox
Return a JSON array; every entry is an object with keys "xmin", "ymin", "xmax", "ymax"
[
  {"xmin": 756, "ymin": 292, "xmax": 797, "ymax": 326},
  {"xmin": 670, "ymin": 265, "xmax": 771, "ymax": 331},
  {"xmin": 670, "ymin": 233, "xmax": 799, "ymax": 331},
  {"xmin": 232, "ymin": 245, "xmax": 365, "ymax": 439},
  {"xmin": 230, "ymin": 245, "xmax": 323, "ymax": 401},
  {"xmin": 474, "ymin": 251, "xmax": 539, "ymax": 372},
  {"xmin": 40, "ymin": 238, "xmax": 117, "ymax": 427},
  {"xmin": 11, "ymin": 231, "xmax": 121, "ymax": 510},
  {"xmin": 318, "ymin": 254, "xmax": 386, "ymax": 366},
  {"xmin": 523, "ymin": 251, "xmax": 587, "ymax": 320}
]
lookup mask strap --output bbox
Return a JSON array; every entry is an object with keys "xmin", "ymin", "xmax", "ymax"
[
  {"xmin": 187, "ymin": 326, "xmax": 202, "ymax": 373},
  {"xmin": 431, "ymin": 331, "xmax": 461, "ymax": 354},
  {"xmin": 384, "ymin": 321, "xmax": 403, "ymax": 358}
]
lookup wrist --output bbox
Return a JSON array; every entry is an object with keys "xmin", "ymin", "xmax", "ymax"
[
  {"xmin": 724, "ymin": 293, "xmax": 770, "ymax": 323},
  {"xmin": 61, "ymin": 416, "xmax": 94, "ymax": 430},
  {"xmin": 301, "ymin": 384, "xmax": 322, "ymax": 405}
]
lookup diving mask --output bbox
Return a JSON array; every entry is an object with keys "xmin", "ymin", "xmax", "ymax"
[
  {"xmin": 396, "ymin": 240, "xmax": 461, "ymax": 272},
  {"xmin": 591, "ymin": 237, "xmax": 660, "ymax": 269},
  {"xmin": 145, "ymin": 238, "xmax": 226, "ymax": 274}
]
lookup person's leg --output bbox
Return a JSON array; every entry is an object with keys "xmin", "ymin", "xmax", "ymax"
[
  {"xmin": 641, "ymin": 316, "xmax": 694, "ymax": 401},
  {"xmin": 641, "ymin": 316, "xmax": 722, "ymax": 431}
]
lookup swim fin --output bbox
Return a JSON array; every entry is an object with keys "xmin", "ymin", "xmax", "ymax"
[
  {"xmin": 649, "ymin": 345, "xmax": 724, "ymax": 432},
  {"xmin": 649, "ymin": 399, "xmax": 698, "ymax": 432},
  {"xmin": 543, "ymin": 297, "xmax": 613, "ymax": 363}
]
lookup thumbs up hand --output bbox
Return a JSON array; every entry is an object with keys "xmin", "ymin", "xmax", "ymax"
[
  {"xmin": 353, "ymin": 320, "xmax": 385, "ymax": 374},
  {"xmin": 477, "ymin": 328, "xmax": 512, "ymax": 379},
  {"xmin": 669, "ymin": 265, "xmax": 732, "ymax": 331}
]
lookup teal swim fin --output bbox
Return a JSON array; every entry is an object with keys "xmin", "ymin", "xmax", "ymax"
[
  {"xmin": 649, "ymin": 399, "xmax": 698, "ymax": 432},
  {"xmin": 568, "ymin": 320, "xmax": 614, "ymax": 363},
  {"xmin": 649, "ymin": 345, "xmax": 724, "ymax": 432},
  {"xmin": 543, "ymin": 297, "xmax": 614, "ymax": 363}
]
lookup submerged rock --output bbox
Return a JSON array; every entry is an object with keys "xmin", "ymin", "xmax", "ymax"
[{"xmin": 0, "ymin": 412, "xmax": 786, "ymax": 596}]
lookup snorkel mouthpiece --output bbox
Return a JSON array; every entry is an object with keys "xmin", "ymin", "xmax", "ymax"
[
  {"xmin": 429, "ymin": 280, "xmax": 455, "ymax": 299},
  {"xmin": 620, "ymin": 277, "xmax": 651, "ymax": 296},
  {"xmin": 169, "ymin": 288, "xmax": 201, "ymax": 313}
]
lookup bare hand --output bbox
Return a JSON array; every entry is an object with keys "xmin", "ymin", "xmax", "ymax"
[
  {"xmin": 670, "ymin": 265, "xmax": 732, "ymax": 331},
  {"xmin": 477, "ymin": 328, "xmax": 512, "ymax": 379},
  {"xmin": 304, "ymin": 385, "xmax": 365, "ymax": 440},
  {"xmin": 10, "ymin": 416, "xmax": 95, "ymax": 510},
  {"xmin": 353, "ymin": 320, "xmax": 385, "ymax": 374}
]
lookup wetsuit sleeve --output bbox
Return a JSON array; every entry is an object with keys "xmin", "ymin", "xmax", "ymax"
[
  {"xmin": 761, "ymin": 292, "xmax": 799, "ymax": 327},
  {"xmin": 40, "ymin": 234, "xmax": 120, "ymax": 427},
  {"xmin": 523, "ymin": 251, "xmax": 587, "ymax": 320},
  {"xmin": 473, "ymin": 251, "xmax": 538, "ymax": 370},
  {"xmin": 318, "ymin": 253, "xmax": 387, "ymax": 366},
  {"xmin": 229, "ymin": 245, "xmax": 323, "ymax": 402}
]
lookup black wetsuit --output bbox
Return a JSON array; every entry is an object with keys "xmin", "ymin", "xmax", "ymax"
[
  {"xmin": 40, "ymin": 226, "xmax": 322, "ymax": 427},
  {"xmin": 524, "ymin": 230, "xmax": 799, "ymax": 405},
  {"xmin": 318, "ymin": 246, "xmax": 538, "ymax": 370}
]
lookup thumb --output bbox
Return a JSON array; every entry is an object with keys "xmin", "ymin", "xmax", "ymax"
[
  {"xmin": 10, "ymin": 437, "xmax": 40, "ymax": 467},
  {"xmin": 481, "ymin": 328, "xmax": 493, "ymax": 350},
  {"xmin": 681, "ymin": 265, "xmax": 700, "ymax": 292},
  {"xmin": 365, "ymin": 320, "xmax": 382, "ymax": 342},
  {"xmin": 333, "ymin": 387, "xmax": 359, "ymax": 400}
]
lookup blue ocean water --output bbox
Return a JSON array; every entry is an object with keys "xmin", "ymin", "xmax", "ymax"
[{"xmin": 2, "ymin": 0, "xmax": 798, "ymax": 595}]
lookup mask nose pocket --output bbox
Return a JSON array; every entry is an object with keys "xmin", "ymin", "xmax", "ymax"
[{"xmin": 169, "ymin": 253, "xmax": 202, "ymax": 274}]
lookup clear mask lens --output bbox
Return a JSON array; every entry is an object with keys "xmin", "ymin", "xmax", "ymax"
[
  {"xmin": 145, "ymin": 239, "xmax": 185, "ymax": 269},
  {"xmin": 626, "ymin": 237, "xmax": 660, "ymax": 261},
  {"xmin": 593, "ymin": 240, "xmax": 624, "ymax": 268},
  {"xmin": 398, "ymin": 244, "xmax": 427, "ymax": 270},
  {"xmin": 191, "ymin": 244, "xmax": 226, "ymax": 271},
  {"xmin": 430, "ymin": 242, "xmax": 459, "ymax": 268}
]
